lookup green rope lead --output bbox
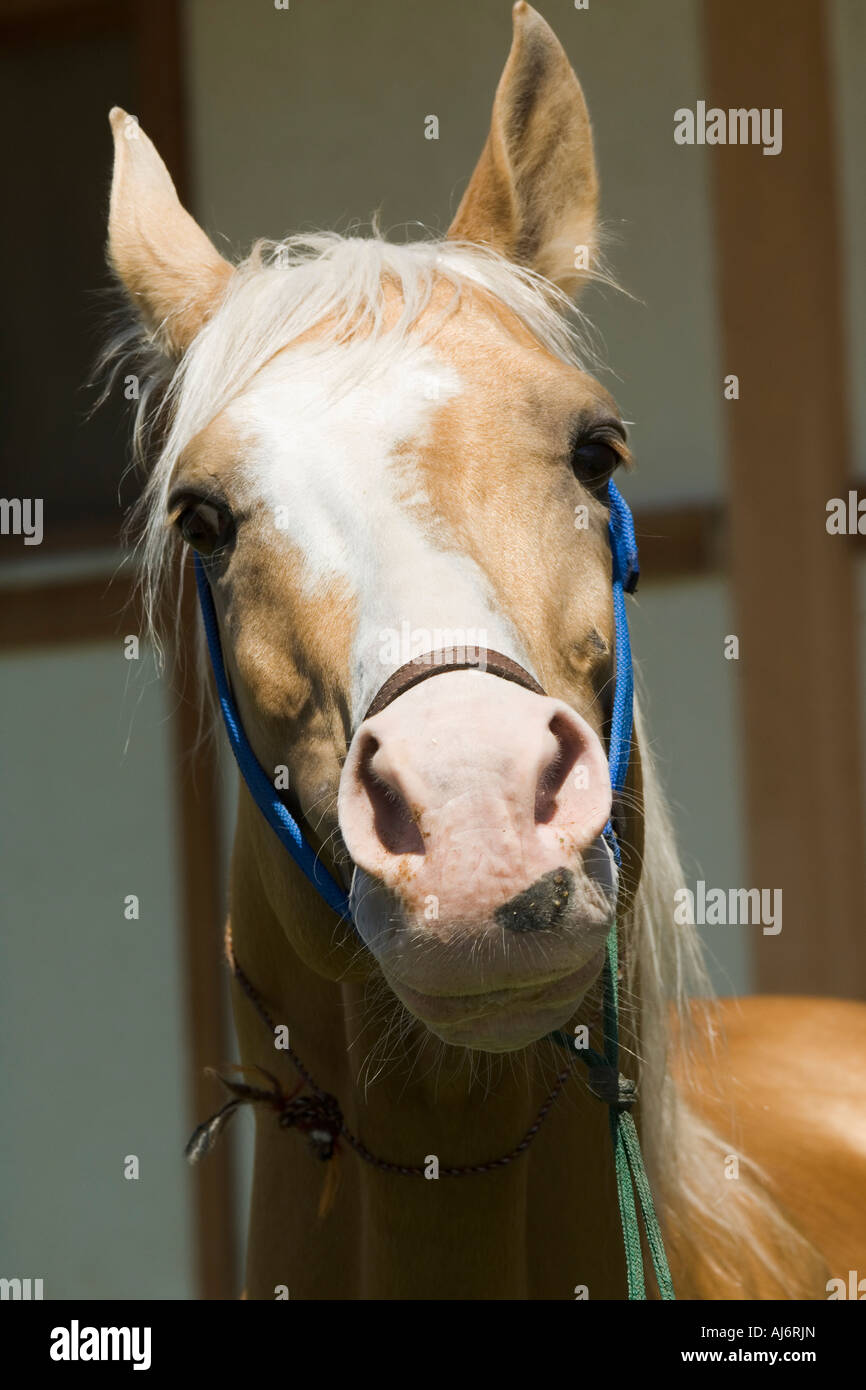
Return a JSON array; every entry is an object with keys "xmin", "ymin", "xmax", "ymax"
[
  {"xmin": 551, "ymin": 919, "xmax": 676, "ymax": 1300},
  {"xmin": 602, "ymin": 922, "xmax": 675, "ymax": 1300},
  {"xmin": 611, "ymin": 1098, "xmax": 647, "ymax": 1298},
  {"xmin": 619, "ymin": 1111, "xmax": 675, "ymax": 1299}
]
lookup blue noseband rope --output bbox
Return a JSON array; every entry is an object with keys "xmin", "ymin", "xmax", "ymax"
[{"xmin": 193, "ymin": 476, "xmax": 674, "ymax": 1300}]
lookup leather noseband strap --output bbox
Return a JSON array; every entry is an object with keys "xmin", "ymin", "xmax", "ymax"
[{"xmin": 364, "ymin": 648, "xmax": 546, "ymax": 721}]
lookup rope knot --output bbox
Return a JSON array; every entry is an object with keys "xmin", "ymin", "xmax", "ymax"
[
  {"xmin": 278, "ymin": 1089, "xmax": 343, "ymax": 1161},
  {"xmin": 587, "ymin": 1064, "xmax": 637, "ymax": 1110}
]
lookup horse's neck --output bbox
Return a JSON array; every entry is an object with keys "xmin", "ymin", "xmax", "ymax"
[{"xmin": 229, "ymin": 818, "xmax": 629, "ymax": 1300}]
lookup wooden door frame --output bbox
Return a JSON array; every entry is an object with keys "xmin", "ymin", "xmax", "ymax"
[
  {"xmin": 703, "ymin": 0, "xmax": 866, "ymax": 998},
  {"xmin": 0, "ymin": 0, "xmax": 238, "ymax": 1300}
]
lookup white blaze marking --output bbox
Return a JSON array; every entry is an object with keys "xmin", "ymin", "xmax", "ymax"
[{"xmin": 229, "ymin": 340, "xmax": 534, "ymax": 722}]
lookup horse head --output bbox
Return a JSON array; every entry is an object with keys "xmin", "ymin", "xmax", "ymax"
[{"xmin": 107, "ymin": 3, "xmax": 642, "ymax": 1054}]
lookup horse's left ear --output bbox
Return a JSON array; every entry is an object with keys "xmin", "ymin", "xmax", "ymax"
[{"xmin": 447, "ymin": 2, "xmax": 598, "ymax": 295}]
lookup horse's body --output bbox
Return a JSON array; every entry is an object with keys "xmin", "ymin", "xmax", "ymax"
[
  {"xmin": 676, "ymin": 998, "xmax": 866, "ymax": 1299},
  {"xmin": 105, "ymin": 3, "xmax": 866, "ymax": 1299}
]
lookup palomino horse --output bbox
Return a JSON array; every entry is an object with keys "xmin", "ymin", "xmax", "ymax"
[{"xmin": 106, "ymin": 4, "xmax": 866, "ymax": 1298}]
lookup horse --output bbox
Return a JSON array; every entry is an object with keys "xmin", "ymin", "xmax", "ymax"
[{"xmin": 104, "ymin": 3, "xmax": 866, "ymax": 1299}]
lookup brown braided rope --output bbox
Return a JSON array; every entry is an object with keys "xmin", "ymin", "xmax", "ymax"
[{"xmin": 363, "ymin": 647, "xmax": 545, "ymax": 721}]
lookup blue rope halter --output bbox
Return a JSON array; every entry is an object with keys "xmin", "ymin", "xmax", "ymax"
[
  {"xmin": 194, "ymin": 560, "xmax": 351, "ymax": 920},
  {"xmin": 193, "ymin": 476, "xmax": 674, "ymax": 1300}
]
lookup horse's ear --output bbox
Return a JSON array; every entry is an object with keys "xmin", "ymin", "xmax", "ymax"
[
  {"xmin": 447, "ymin": 3, "xmax": 598, "ymax": 295},
  {"xmin": 107, "ymin": 107, "xmax": 233, "ymax": 356}
]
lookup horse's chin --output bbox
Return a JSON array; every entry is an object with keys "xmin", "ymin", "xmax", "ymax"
[{"xmin": 384, "ymin": 947, "xmax": 607, "ymax": 1053}]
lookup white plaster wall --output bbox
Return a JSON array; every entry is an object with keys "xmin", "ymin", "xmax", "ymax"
[{"xmin": 0, "ymin": 640, "xmax": 192, "ymax": 1298}]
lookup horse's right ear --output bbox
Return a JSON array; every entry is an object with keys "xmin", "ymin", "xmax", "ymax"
[
  {"xmin": 107, "ymin": 107, "xmax": 233, "ymax": 357},
  {"xmin": 447, "ymin": 3, "xmax": 598, "ymax": 296}
]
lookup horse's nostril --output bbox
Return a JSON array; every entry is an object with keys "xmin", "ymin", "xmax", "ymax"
[
  {"xmin": 358, "ymin": 737, "xmax": 426, "ymax": 857},
  {"xmin": 494, "ymin": 867, "xmax": 575, "ymax": 933},
  {"xmin": 535, "ymin": 712, "xmax": 588, "ymax": 825}
]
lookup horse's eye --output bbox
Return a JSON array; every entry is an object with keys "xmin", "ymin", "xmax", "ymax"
[
  {"xmin": 571, "ymin": 440, "xmax": 620, "ymax": 490},
  {"xmin": 177, "ymin": 500, "xmax": 234, "ymax": 557}
]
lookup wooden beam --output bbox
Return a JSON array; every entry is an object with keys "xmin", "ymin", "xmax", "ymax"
[
  {"xmin": 703, "ymin": 0, "xmax": 866, "ymax": 998},
  {"xmin": 4, "ymin": 521, "xmax": 127, "ymax": 555},
  {"xmin": 0, "ymin": 0, "xmax": 129, "ymax": 46},
  {"xmin": 131, "ymin": 0, "xmax": 239, "ymax": 1300},
  {"xmin": 0, "ymin": 500, "xmax": 725, "ymax": 655},
  {"xmin": 0, "ymin": 573, "xmax": 136, "ymax": 648},
  {"xmin": 634, "ymin": 501, "xmax": 727, "ymax": 581},
  {"xmin": 1, "ymin": 495, "xmax": 861, "ymax": 649}
]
